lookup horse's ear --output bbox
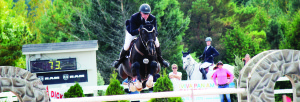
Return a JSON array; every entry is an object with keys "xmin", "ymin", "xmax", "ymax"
[
  {"xmin": 182, "ymin": 51, "xmax": 184, "ymax": 54},
  {"xmin": 188, "ymin": 50, "xmax": 191, "ymax": 54}
]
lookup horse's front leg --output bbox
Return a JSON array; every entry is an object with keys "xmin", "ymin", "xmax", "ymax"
[
  {"xmin": 146, "ymin": 61, "xmax": 157, "ymax": 88},
  {"xmin": 131, "ymin": 62, "xmax": 143, "ymax": 91}
]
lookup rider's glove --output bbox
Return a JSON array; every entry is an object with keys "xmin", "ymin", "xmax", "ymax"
[{"xmin": 209, "ymin": 55, "xmax": 213, "ymax": 58}]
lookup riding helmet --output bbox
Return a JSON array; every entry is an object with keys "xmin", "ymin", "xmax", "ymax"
[
  {"xmin": 205, "ymin": 37, "xmax": 212, "ymax": 41},
  {"xmin": 139, "ymin": 4, "xmax": 151, "ymax": 14}
]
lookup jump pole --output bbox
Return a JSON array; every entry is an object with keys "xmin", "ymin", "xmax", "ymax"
[{"xmin": 52, "ymin": 88, "xmax": 246, "ymax": 102}]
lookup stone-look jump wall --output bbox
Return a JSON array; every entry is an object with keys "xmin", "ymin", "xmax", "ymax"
[
  {"xmin": 238, "ymin": 50, "xmax": 300, "ymax": 102},
  {"xmin": 0, "ymin": 66, "xmax": 49, "ymax": 102}
]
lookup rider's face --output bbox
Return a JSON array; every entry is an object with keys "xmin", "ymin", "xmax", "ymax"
[
  {"xmin": 206, "ymin": 41, "xmax": 211, "ymax": 46},
  {"xmin": 141, "ymin": 12, "xmax": 150, "ymax": 20}
]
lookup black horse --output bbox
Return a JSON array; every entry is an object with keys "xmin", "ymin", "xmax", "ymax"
[{"xmin": 118, "ymin": 24, "xmax": 160, "ymax": 91}]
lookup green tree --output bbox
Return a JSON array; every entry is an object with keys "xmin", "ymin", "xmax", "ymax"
[
  {"xmin": 280, "ymin": 10, "xmax": 300, "ymax": 49},
  {"xmin": 0, "ymin": 0, "xmax": 35, "ymax": 67},
  {"xmin": 266, "ymin": 20, "xmax": 284, "ymax": 49},
  {"xmin": 64, "ymin": 82, "xmax": 85, "ymax": 98},
  {"xmin": 105, "ymin": 71, "xmax": 127, "ymax": 102},
  {"xmin": 151, "ymin": 0, "xmax": 190, "ymax": 79},
  {"xmin": 149, "ymin": 70, "xmax": 182, "ymax": 102}
]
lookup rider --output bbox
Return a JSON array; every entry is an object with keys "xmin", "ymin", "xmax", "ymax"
[
  {"xmin": 198, "ymin": 37, "xmax": 219, "ymax": 80},
  {"xmin": 112, "ymin": 4, "xmax": 170, "ymax": 69}
]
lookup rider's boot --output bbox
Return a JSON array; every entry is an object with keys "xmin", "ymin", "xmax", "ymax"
[
  {"xmin": 200, "ymin": 68, "xmax": 207, "ymax": 80},
  {"xmin": 156, "ymin": 47, "xmax": 170, "ymax": 67},
  {"xmin": 112, "ymin": 49, "xmax": 128, "ymax": 68}
]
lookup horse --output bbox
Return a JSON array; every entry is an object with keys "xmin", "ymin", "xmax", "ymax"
[
  {"xmin": 118, "ymin": 24, "xmax": 160, "ymax": 91},
  {"xmin": 182, "ymin": 51, "xmax": 234, "ymax": 80}
]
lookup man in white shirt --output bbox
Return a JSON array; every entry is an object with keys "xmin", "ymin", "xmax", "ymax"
[{"xmin": 169, "ymin": 64, "xmax": 182, "ymax": 81}]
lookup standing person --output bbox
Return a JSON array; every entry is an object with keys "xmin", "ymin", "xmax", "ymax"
[
  {"xmin": 112, "ymin": 3, "xmax": 169, "ymax": 69},
  {"xmin": 198, "ymin": 37, "xmax": 219, "ymax": 80},
  {"xmin": 169, "ymin": 64, "xmax": 182, "ymax": 90},
  {"xmin": 212, "ymin": 61, "xmax": 234, "ymax": 102},
  {"xmin": 169, "ymin": 64, "xmax": 182, "ymax": 81},
  {"xmin": 242, "ymin": 54, "xmax": 251, "ymax": 66}
]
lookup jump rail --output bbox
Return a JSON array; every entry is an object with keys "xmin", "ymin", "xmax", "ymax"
[{"xmin": 52, "ymin": 88, "xmax": 246, "ymax": 102}]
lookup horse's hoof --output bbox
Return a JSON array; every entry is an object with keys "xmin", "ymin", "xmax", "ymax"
[
  {"xmin": 136, "ymin": 88, "xmax": 143, "ymax": 92},
  {"xmin": 135, "ymin": 80, "xmax": 143, "ymax": 90},
  {"xmin": 129, "ymin": 82, "xmax": 137, "ymax": 92},
  {"xmin": 146, "ymin": 75, "xmax": 154, "ymax": 88}
]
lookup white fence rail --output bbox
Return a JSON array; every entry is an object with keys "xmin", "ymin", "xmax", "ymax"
[
  {"xmin": 0, "ymin": 77, "xmax": 293, "ymax": 102},
  {"xmin": 52, "ymin": 88, "xmax": 246, "ymax": 102}
]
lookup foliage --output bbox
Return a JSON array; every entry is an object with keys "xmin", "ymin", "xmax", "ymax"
[
  {"xmin": 105, "ymin": 71, "xmax": 127, "ymax": 102},
  {"xmin": 266, "ymin": 20, "xmax": 284, "ymax": 49},
  {"xmin": 0, "ymin": 0, "xmax": 35, "ymax": 67},
  {"xmin": 149, "ymin": 69, "xmax": 182, "ymax": 102},
  {"xmin": 151, "ymin": 0, "xmax": 190, "ymax": 79},
  {"xmin": 280, "ymin": 10, "xmax": 300, "ymax": 50},
  {"xmin": 234, "ymin": 55, "xmax": 244, "ymax": 79},
  {"xmin": 97, "ymin": 71, "xmax": 105, "ymax": 96},
  {"xmin": 64, "ymin": 82, "xmax": 85, "ymax": 98}
]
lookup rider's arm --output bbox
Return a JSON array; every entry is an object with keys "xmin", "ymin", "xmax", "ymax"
[
  {"xmin": 198, "ymin": 47, "xmax": 206, "ymax": 60},
  {"xmin": 129, "ymin": 14, "xmax": 140, "ymax": 36},
  {"xmin": 212, "ymin": 47, "xmax": 219, "ymax": 57}
]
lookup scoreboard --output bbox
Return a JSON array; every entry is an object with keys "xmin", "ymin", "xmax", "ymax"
[{"xmin": 30, "ymin": 58, "xmax": 77, "ymax": 72}]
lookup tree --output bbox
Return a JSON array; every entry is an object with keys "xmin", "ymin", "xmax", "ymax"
[
  {"xmin": 280, "ymin": 10, "xmax": 300, "ymax": 49},
  {"xmin": 151, "ymin": 0, "xmax": 190, "ymax": 79},
  {"xmin": 149, "ymin": 70, "xmax": 182, "ymax": 102},
  {"xmin": 266, "ymin": 20, "xmax": 284, "ymax": 49},
  {"xmin": 64, "ymin": 82, "xmax": 85, "ymax": 98},
  {"xmin": 0, "ymin": 0, "xmax": 35, "ymax": 67},
  {"xmin": 105, "ymin": 71, "xmax": 127, "ymax": 102}
]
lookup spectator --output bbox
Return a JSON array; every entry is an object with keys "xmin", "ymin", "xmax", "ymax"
[
  {"xmin": 169, "ymin": 64, "xmax": 182, "ymax": 90},
  {"xmin": 212, "ymin": 61, "xmax": 234, "ymax": 102},
  {"xmin": 282, "ymin": 94, "xmax": 292, "ymax": 102},
  {"xmin": 169, "ymin": 64, "xmax": 182, "ymax": 81},
  {"xmin": 242, "ymin": 54, "xmax": 251, "ymax": 66}
]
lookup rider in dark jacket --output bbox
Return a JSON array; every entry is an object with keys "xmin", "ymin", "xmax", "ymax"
[
  {"xmin": 112, "ymin": 4, "xmax": 169, "ymax": 69},
  {"xmin": 198, "ymin": 37, "xmax": 219, "ymax": 80}
]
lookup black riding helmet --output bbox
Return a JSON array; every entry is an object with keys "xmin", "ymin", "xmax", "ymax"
[{"xmin": 139, "ymin": 4, "xmax": 151, "ymax": 14}]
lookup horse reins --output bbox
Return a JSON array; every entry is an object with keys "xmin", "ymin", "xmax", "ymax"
[{"xmin": 134, "ymin": 43, "xmax": 144, "ymax": 56}]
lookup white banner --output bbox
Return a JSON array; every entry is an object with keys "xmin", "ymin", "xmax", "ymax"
[{"xmin": 173, "ymin": 80, "xmax": 223, "ymax": 102}]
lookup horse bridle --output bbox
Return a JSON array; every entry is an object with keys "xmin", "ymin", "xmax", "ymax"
[{"xmin": 140, "ymin": 27, "xmax": 156, "ymax": 49}]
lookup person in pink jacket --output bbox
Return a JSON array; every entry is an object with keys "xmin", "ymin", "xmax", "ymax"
[{"xmin": 212, "ymin": 61, "xmax": 234, "ymax": 102}]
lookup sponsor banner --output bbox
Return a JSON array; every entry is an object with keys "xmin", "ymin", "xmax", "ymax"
[
  {"xmin": 37, "ymin": 70, "xmax": 88, "ymax": 85},
  {"xmin": 173, "ymin": 80, "xmax": 234, "ymax": 102},
  {"xmin": 46, "ymin": 86, "xmax": 68, "ymax": 99}
]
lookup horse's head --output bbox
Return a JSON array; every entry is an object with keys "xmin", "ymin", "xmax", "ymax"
[
  {"xmin": 182, "ymin": 51, "xmax": 192, "ymax": 71},
  {"xmin": 140, "ymin": 24, "xmax": 156, "ymax": 56}
]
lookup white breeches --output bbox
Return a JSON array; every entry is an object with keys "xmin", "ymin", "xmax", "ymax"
[
  {"xmin": 123, "ymin": 30, "xmax": 160, "ymax": 51},
  {"xmin": 199, "ymin": 62, "xmax": 213, "ymax": 69}
]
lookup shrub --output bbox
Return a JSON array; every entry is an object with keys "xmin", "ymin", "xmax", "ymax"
[
  {"xmin": 149, "ymin": 69, "xmax": 183, "ymax": 102},
  {"xmin": 105, "ymin": 70, "xmax": 128, "ymax": 102},
  {"xmin": 234, "ymin": 55, "xmax": 244, "ymax": 79},
  {"xmin": 64, "ymin": 82, "xmax": 85, "ymax": 98},
  {"xmin": 97, "ymin": 71, "xmax": 105, "ymax": 96}
]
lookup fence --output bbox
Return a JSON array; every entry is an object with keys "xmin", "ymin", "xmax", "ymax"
[{"xmin": 0, "ymin": 77, "xmax": 293, "ymax": 102}]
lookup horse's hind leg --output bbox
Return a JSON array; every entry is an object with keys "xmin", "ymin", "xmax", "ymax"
[
  {"xmin": 132, "ymin": 62, "xmax": 143, "ymax": 91},
  {"xmin": 146, "ymin": 61, "xmax": 157, "ymax": 88}
]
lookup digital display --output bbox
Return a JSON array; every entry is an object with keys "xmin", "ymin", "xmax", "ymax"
[{"xmin": 30, "ymin": 58, "xmax": 77, "ymax": 72}]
